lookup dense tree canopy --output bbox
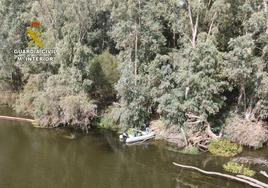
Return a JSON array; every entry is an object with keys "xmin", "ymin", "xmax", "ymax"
[{"xmin": 0, "ymin": 0, "xmax": 267, "ymax": 146}]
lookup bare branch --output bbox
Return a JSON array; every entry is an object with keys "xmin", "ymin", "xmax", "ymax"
[
  {"xmin": 208, "ymin": 12, "xmax": 217, "ymax": 37},
  {"xmin": 173, "ymin": 162, "xmax": 268, "ymax": 188},
  {"xmin": 264, "ymin": 0, "xmax": 268, "ymax": 34},
  {"xmin": 237, "ymin": 175, "xmax": 268, "ymax": 188},
  {"xmin": 187, "ymin": 4, "xmax": 195, "ymax": 35},
  {"xmin": 187, "ymin": 4, "xmax": 197, "ymax": 48},
  {"xmin": 260, "ymin": 171, "xmax": 268, "ymax": 178},
  {"xmin": 192, "ymin": 12, "xmax": 199, "ymax": 47}
]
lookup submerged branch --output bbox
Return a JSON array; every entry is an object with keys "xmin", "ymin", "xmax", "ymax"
[
  {"xmin": 0, "ymin": 115, "xmax": 34, "ymax": 123},
  {"xmin": 237, "ymin": 175, "xmax": 268, "ymax": 188},
  {"xmin": 173, "ymin": 162, "xmax": 268, "ymax": 188},
  {"xmin": 260, "ymin": 171, "xmax": 268, "ymax": 178}
]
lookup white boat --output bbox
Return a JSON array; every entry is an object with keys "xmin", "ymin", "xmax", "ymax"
[{"xmin": 119, "ymin": 128, "xmax": 155, "ymax": 144}]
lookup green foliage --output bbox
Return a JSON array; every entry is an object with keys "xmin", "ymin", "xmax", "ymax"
[
  {"xmin": 90, "ymin": 51, "xmax": 119, "ymax": 99},
  {"xmin": 155, "ymin": 36, "xmax": 228, "ymax": 127},
  {"xmin": 208, "ymin": 140, "xmax": 242, "ymax": 157},
  {"xmin": 0, "ymin": 0, "xmax": 30, "ymax": 91},
  {"xmin": 92, "ymin": 51, "xmax": 119, "ymax": 87},
  {"xmin": 32, "ymin": 68, "xmax": 97, "ymax": 130},
  {"xmin": 179, "ymin": 145, "xmax": 200, "ymax": 155},
  {"xmin": 15, "ymin": 73, "xmax": 48, "ymax": 115},
  {"xmin": 1, "ymin": 0, "xmax": 268, "ymax": 139},
  {"xmin": 97, "ymin": 105, "xmax": 121, "ymax": 130},
  {"xmin": 109, "ymin": 0, "xmax": 268, "ymax": 141},
  {"xmin": 110, "ymin": 0, "xmax": 169, "ymax": 129},
  {"xmin": 223, "ymin": 161, "xmax": 256, "ymax": 177},
  {"xmin": 3, "ymin": 0, "xmax": 117, "ymax": 130}
]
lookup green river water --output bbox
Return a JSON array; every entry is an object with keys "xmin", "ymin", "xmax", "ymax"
[{"xmin": 0, "ymin": 105, "xmax": 267, "ymax": 188}]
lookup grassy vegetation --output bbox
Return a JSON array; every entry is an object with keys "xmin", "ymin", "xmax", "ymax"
[
  {"xmin": 179, "ymin": 145, "xmax": 200, "ymax": 155},
  {"xmin": 208, "ymin": 140, "xmax": 242, "ymax": 157},
  {"xmin": 96, "ymin": 105, "xmax": 121, "ymax": 131},
  {"xmin": 223, "ymin": 161, "xmax": 256, "ymax": 177}
]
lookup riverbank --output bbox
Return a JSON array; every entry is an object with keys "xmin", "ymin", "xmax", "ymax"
[
  {"xmin": 149, "ymin": 118, "xmax": 268, "ymax": 151},
  {"xmin": 1, "ymin": 103, "xmax": 267, "ymax": 152}
]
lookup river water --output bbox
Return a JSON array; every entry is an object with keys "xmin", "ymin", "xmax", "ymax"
[{"xmin": 0, "ymin": 106, "xmax": 267, "ymax": 188}]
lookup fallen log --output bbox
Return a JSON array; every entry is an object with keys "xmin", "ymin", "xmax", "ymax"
[
  {"xmin": 237, "ymin": 175, "xmax": 268, "ymax": 188},
  {"xmin": 173, "ymin": 162, "xmax": 267, "ymax": 188},
  {"xmin": 0, "ymin": 115, "xmax": 34, "ymax": 123},
  {"xmin": 261, "ymin": 171, "xmax": 268, "ymax": 178}
]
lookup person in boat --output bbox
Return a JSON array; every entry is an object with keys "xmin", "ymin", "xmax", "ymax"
[{"xmin": 122, "ymin": 132, "xmax": 128, "ymax": 140}]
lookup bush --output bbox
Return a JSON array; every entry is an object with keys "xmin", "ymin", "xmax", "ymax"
[
  {"xmin": 31, "ymin": 68, "xmax": 97, "ymax": 131},
  {"xmin": 89, "ymin": 52, "xmax": 119, "ymax": 100},
  {"xmin": 179, "ymin": 145, "xmax": 200, "ymax": 155},
  {"xmin": 34, "ymin": 93, "xmax": 97, "ymax": 131},
  {"xmin": 208, "ymin": 140, "xmax": 242, "ymax": 157},
  {"xmin": 223, "ymin": 161, "xmax": 255, "ymax": 177},
  {"xmin": 224, "ymin": 115, "xmax": 268, "ymax": 149},
  {"xmin": 92, "ymin": 51, "xmax": 119, "ymax": 87},
  {"xmin": 97, "ymin": 105, "xmax": 121, "ymax": 130},
  {"xmin": 0, "ymin": 91, "xmax": 18, "ymax": 106},
  {"xmin": 15, "ymin": 74, "xmax": 48, "ymax": 116}
]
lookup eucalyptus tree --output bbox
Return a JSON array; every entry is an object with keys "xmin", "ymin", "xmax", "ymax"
[
  {"xmin": 0, "ymin": 0, "xmax": 31, "ymax": 91},
  {"xmin": 15, "ymin": 0, "xmax": 107, "ymax": 128},
  {"xmin": 2, "ymin": 0, "xmax": 268, "ymax": 138},
  {"xmin": 224, "ymin": 0, "xmax": 268, "ymax": 121},
  {"xmin": 109, "ymin": 0, "xmax": 168, "ymax": 128}
]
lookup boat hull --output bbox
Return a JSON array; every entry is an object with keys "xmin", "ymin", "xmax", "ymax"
[{"xmin": 125, "ymin": 132, "xmax": 155, "ymax": 143}]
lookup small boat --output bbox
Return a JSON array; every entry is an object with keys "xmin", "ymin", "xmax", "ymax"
[{"xmin": 119, "ymin": 128, "xmax": 155, "ymax": 144}]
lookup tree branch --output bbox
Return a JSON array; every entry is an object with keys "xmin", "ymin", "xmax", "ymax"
[
  {"xmin": 187, "ymin": 4, "xmax": 197, "ymax": 48},
  {"xmin": 237, "ymin": 175, "xmax": 268, "ymax": 188},
  {"xmin": 173, "ymin": 162, "xmax": 268, "ymax": 188},
  {"xmin": 188, "ymin": 4, "xmax": 195, "ymax": 35},
  {"xmin": 260, "ymin": 171, "xmax": 268, "ymax": 178},
  {"xmin": 264, "ymin": 0, "xmax": 268, "ymax": 34},
  {"xmin": 192, "ymin": 12, "xmax": 199, "ymax": 48},
  {"xmin": 208, "ymin": 12, "xmax": 217, "ymax": 37}
]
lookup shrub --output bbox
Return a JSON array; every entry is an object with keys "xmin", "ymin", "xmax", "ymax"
[
  {"xmin": 31, "ymin": 68, "xmax": 97, "ymax": 131},
  {"xmin": 224, "ymin": 115, "xmax": 268, "ymax": 149},
  {"xmin": 0, "ymin": 91, "xmax": 18, "ymax": 106},
  {"xmin": 92, "ymin": 51, "xmax": 119, "ymax": 87},
  {"xmin": 97, "ymin": 105, "xmax": 121, "ymax": 130},
  {"xmin": 179, "ymin": 145, "xmax": 200, "ymax": 155},
  {"xmin": 15, "ymin": 74, "xmax": 48, "ymax": 116},
  {"xmin": 223, "ymin": 161, "xmax": 256, "ymax": 177},
  {"xmin": 34, "ymin": 93, "xmax": 97, "ymax": 131},
  {"xmin": 89, "ymin": 52, "xmax": 119, "ymax": 100},
  {"xmin": 208, "ymin": 140, "xmax": 242, "ymax": 157}
]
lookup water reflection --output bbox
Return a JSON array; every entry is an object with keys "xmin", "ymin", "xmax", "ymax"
[{"xmin": 0, "ymin": 119, "xmax": 267, "ymax": 188}]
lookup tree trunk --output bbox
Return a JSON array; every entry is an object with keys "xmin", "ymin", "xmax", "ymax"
[
  {"xmin": 187, "ymin": 4, "xmax": 198, "ymax": 48},
  {"xmin": 264, "ymin": 0, "xmax": 268, "ymax": 34},
  {"xmin": 208, "ymin": 12, "xmax": 217, "ymax": 37},
  {"xmin": 134, "ymin": 25, "xmax": 138, "ymax": 86}
]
